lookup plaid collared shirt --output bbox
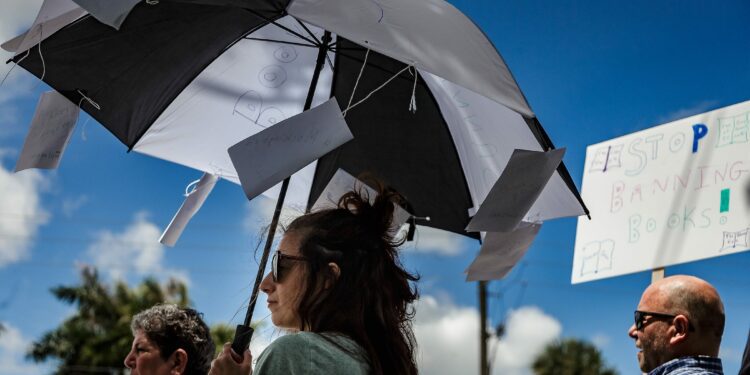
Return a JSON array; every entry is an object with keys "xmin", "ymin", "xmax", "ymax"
[{"xmin": 649, "ymin": 356, "xmax": 723, "ymax": 375}]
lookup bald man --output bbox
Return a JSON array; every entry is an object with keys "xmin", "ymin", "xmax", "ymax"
[{"xmin": 628, "ymin": 275, "xmax": 725, "ymax": 375}]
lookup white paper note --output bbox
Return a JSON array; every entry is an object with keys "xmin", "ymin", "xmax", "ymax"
[
  {"xmin": 228, "ymin": 98, "xmax": 353, "ymax": 200},
  {"xmin": 312, "ymin": 168, "xmax": 411, "ymax": 227},
  {"xmin": 466, "ymin": 148, "xmax": 565, "ymax": 232},
  {"xmin": 71, "ymin": 0, "xmax": 140, "ymax": 30},
  {"xmin": 465, "ymin": 222, "xmax": 542, "ymax": 281},
  {"xmin": 15, "ymin": 91, "xmax": 78, "ymax": 172},
  {"xmin": 160, "ymin": 173, "xmax": 219, "ymax": 247},
  {"xmin": 1, "ymin": 0, "xmax": 85, "ymax": 53}
]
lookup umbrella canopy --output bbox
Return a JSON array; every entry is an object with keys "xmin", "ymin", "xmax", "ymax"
[
  {"xmin": 8, "ymin": 0, "xmax": 587, "ymax": 239},
  {"xmin": 6, "ymin": 0, "xmax": 589, "ymax": 352}
]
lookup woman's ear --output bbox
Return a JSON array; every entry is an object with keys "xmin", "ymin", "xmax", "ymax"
[
  {"xmin": 169, "ymin": 348, "xmax": 188, "ymax": 374},
  {"xmin": 324, "ymin": 262, "xmax": 341, "ymax": 289}
]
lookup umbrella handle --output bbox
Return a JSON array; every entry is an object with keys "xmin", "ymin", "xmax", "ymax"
[{"xmin": 231, "ymin": 324, "xmax": 254, "ymax": 358}]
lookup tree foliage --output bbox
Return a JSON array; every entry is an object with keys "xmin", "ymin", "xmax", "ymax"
[
  {"xmin": 209, "ymin": 323, "xmax": 236, "ymax": 356},
  {"xmin": 28, "ymin": 267, "xmax": 191, "ymax": 374},
  {"xmin": 532, "ymin": 338, "xmax": 618, "ymax": 375}
]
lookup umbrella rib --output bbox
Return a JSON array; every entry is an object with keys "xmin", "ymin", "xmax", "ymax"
[
  {"xmin": 242, "ymin": 8, "xmax": 319, "ymax": 46},
  {"xmin": 295, "ymin": 19, "xmax": 321, "ymax": 45},
  {"xmin": 330, "ymin": 46, "xmax": 367, "ymax": 51},
  {"xmin": 242, "ymin": 37, "xmax": 317, "ymax": 48},
  {"xmin": 291, "ymin": 19, "xmax": 334, "ymax": 71}
]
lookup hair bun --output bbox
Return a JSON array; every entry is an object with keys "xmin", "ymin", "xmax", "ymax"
[{"xmin": 337, "ymin": 179, "xmax": 406, "ymax": 244}]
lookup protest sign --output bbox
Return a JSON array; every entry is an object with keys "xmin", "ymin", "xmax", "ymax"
[{"xmin": 573, "ymin": 100, "xmax": 750, "ymax": 283}]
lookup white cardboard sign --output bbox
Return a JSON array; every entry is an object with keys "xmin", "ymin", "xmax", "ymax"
[
  {"xmin": 228, "ymin": 98, "xmax": 353, "ymax": 200},
  {"xmin": 466, "ymin": 148, "xmax": 564, "ymax": 232},
  {"xmin": 573, "ymin": 100, "xmax": 750, "ymax": 283},
  {"xmin": 465, "ymin": 222, "xmax": 541, "ymax": 281},
  {"xmin": 15, "ymin": 91, "xmax": 78, "ymax": 172}
]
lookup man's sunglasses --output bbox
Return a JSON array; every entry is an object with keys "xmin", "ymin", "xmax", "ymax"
[
  {"xmin": 634, "ymin": 310, "xmax": 695, "ymax": 331},
  {"xmin": 272, "ymin": 250, "xmax": 308, "ymax": 282}
]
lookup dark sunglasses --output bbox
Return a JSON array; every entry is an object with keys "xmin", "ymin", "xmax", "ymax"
[
  {"xmin": 271, "ymin": 250, "xmax": 308, "ymax": 283},
  {"xmin": 634, "ymin": 310, "xmax": 695, "ymax": 331}
]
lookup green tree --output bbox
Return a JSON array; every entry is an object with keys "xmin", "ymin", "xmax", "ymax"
[
  {"xmin": 210, "ymin": 323, "xmax": 235, "ymax": 356},
  {"xmin": 28, "ymin": 267, "xmax": 191, "ymax": 374},
  {"xmin": 532, "ymin": 338, "xmax": 618, "ymax": 375}
]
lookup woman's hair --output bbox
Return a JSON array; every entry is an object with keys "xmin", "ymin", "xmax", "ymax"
[
  {"xmin": 287, "ymin": 180, "xmax": 419, "ymax": 375},
  {"xmin": 131, "ymin": 304, "xmax": 215, "ymax": 375}
]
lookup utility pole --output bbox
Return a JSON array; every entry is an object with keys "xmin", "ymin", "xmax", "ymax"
[{"xmin": 479, "ymin": 281, "xmax": 489, "ymax": 375}]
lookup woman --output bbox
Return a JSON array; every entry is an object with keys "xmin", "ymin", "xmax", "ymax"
[
  {"xmin": 125, "ymin": 304, "xmax": 215, "ymax": 375},
  {"xmin": 211, "ymin": 184, "xmax": 419, "ymax": 374}
]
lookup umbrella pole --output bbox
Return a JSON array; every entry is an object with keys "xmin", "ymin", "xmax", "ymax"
[{"xmin": 231, "ymin": 31, "xmax": 333, "ymax": 356}]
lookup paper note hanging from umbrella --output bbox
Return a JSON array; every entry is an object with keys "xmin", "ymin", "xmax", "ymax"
[
  {"xmin": 465, "ymin": 222, "xmax": 542, "ymax": 281},
  {"xmin": 71, "ymin": 0, "xmax": 140, "ymax": 30},
  {"xmin": 15, "ymin": 90, "xmax": 78, "ymax": 172},
  {"xmin": 312, "ymin": 168, "xmax": 412, "ymax": 228},
  {"xmin": 228, "ymin": 98, "xmax": 354, "ymax": 201},
  {"xmin": 159, "ymin": 173, "xmax": 219, "ymax": 247},
  {"xmin": 1, "ymin": 0, "xmax": 86, "ymax": 53},
  {"xmin": 466, "ymin": 148, "xmax": 565, "ymax": 233}
]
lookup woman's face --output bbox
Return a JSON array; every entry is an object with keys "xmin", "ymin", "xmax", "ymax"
[
  {"xmin": 260, "ymin": 231, "xmax": 307, "ymax": 330},
  {"xmin": 123, "ymin": 330, "xmax": 173, "ymax": 375}
]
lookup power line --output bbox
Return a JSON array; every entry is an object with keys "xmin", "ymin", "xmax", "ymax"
[
  {"xmin": 0, "ymin": 211, "xmax": 255, "ymax": 233},
  {"xmin": 4, "ymin": 259, "xmax": 258, "ymax": 276},
  {"xmin": 0, "ymin": 233, "xmax": 255, "ymax": 253}
]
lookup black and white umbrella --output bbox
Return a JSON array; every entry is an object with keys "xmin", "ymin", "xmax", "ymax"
[{"xmin": 5, "ymin": 0, "xmax": 588, "ymax": 351}]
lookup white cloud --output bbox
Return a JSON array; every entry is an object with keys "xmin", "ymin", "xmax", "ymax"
[
  {"xmin": 243, "ymin": 196, "xmax": 304, "ymax": 239},
  {"xmin": 61, "ymin": 194, "xmax": 88, "ymax": 217},
  {"xmin": 0, "ymin": 161, "xmax": 49, "ymax": 267},
  {"xmin": 413, "ymin": 296, "xmax": 561, "ymax": 375},
  {"xmin": 403, "ymin": 226, "xmax": 469, "ymax": 256},
  {"xmin": 414, "ymin": 296, "xmax": 562, "ymax": 374},
  {"xmin": 491, "ymin": 306, "xmax": 563, "ymax": 374},
  {"xmin": 0, "ymin": 322, "xmax": 53, "ymax": 375},
  {"xmin": 413, "ymin": 295, "xmax": 482, "ymax": 374},
  {"xmin": 656, "ymin": 100, "xmax": 719, "ymax": 124},
  {"xmin": 591, "ymin": 332, "xmax": 611, "ymax": 349},
  {"xmin": 86, "ymin": 211, "xmax": 188, "ymax": 283}
]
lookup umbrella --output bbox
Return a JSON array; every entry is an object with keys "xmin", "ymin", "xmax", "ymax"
[{"xmin": 5, "ymin": 0, "xmax": 588, "ymax": 352}]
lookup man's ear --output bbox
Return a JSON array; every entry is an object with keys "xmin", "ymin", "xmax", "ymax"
[
  {"xmin": 169, "ymin": 348, "xmax": 188, "ymax": 375},
  {"xmin": 324, "ymin": 262, "xmax": 341, "ymax": 289},
  {"xmin": 669, "ymin": 315, "xmax": 690, "ymax": 345}
]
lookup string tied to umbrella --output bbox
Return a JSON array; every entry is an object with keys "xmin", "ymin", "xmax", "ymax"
[
  {"xmin": 343, "ymin": 62, "xmax": 417, "ymax": 116},
  {"xmin": 1, "ymin": 23, "xmax": 46, "ymax": 89},
  {"xmin": 343, "ymin": 48, "xmax": 370, "ymax": 117},
  {"xmin": 76, "ymin": 90, "xmax": 101, "ymax": 110},
  {"xmin": 183, "ymin": 178, "xmax": 202, "ymax": 197},
  {"xmin": 75, "ymin": 90, "xmax": 101, "ymax": 141},
  {"xmin": 0, "ymin": 49, "xmax": 29, "ymax": 88},
  {"xmin": 408, "ymin": 66, "xmax": 418, "ymax": 113}
]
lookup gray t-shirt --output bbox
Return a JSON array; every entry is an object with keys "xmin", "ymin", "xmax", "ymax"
[{"xmin": 255, "ymin": 332, "xmax": 370, "ymax": 374}]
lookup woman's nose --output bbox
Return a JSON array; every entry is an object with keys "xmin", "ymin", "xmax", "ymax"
[
  {"xmin": 124, "ymin": 350, "xmax": 135, "ymax": 369},
  {"xmin": 260, "ymin": 271, "xmax": 274, "ymax": 294}
]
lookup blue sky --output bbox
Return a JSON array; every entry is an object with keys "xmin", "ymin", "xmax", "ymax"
[{"xmin": 1, "ymin": 1, "xmax": 749, "ymax": 374}]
